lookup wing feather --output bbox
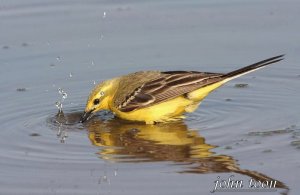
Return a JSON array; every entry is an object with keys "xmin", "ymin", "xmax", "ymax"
[{"xmin": 117, "ymin": 71, "xmax": 224, "ymax": 112}]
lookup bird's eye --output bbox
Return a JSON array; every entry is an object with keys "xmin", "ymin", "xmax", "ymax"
[{"xmin": 93, "ymin": 99, "xmax": 100, "ymax": 105}]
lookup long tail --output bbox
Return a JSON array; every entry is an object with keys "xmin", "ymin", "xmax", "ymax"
[{"xmin": 222, "ymin": 54, "xmax": 285, "ymax": 80}]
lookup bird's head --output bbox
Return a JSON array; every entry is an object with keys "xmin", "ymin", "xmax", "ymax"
[{"xmin": 81, "ymin": 79, "xmax": 116, "ymax": 122}]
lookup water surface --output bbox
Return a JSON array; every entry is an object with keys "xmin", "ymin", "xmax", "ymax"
[{"xmin": 1, "ymin": 0, "xmax": 300, "ymax": 194}]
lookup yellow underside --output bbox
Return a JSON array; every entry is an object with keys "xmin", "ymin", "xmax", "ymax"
[{"xmin": 110, "ymin": 80, "xmax": 227, "ymax": 124}]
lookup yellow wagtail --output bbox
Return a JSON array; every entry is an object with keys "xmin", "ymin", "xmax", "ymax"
[{"xmin": 81, "ymin": 55, "xmax": 284, "ymax": 124}]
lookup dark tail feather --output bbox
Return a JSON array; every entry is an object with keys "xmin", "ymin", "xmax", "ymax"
[{"xmin": 223, "ymin": 55, "xmax": 285, "ymax": 79}]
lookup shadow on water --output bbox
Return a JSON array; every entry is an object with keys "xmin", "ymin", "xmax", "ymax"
[{"xmin": 51, "ymin": 111, "xmax": 289, "ymax": 194}]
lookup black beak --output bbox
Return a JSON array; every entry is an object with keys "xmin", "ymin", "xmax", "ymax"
[{"xmin": 80, "ymin": 109, "xmax": 94, "ymax": 123}]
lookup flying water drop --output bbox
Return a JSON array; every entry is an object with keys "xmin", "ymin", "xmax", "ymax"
[
  {"xmin": 58, "ymin": 88, "xmax": 63, "ymax": 94},
  {"xmin": 55, "ymin": 101, "xmax": 62, "ymax": 112},
  {"xmin": 62, "ymin": 92, "xmax": 67, "ymax": 100},
  {"xmin": 58, "ymin": 88, "xmax": 68, "ymax": 101}
]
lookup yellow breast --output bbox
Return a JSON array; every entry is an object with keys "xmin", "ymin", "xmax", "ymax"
[{"xmin": 110, "ymin": 96, "xmax": 193, "ymax": 124}]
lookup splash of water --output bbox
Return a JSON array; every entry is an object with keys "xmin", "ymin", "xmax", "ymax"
[
  {"xmin": 55, "ymin": 88, "xmax": 68, "ymax": 113},
  {"xmin": 54, "ymin": 87, "xmax": 70, "ymax": 143},
  {"xmin": 55, "ymin": 101, "xmax": 62, "ymax": 112}
]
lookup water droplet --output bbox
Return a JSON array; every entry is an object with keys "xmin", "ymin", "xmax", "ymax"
[
  {"xmin": 69, "ymin": 72, "xmax": 73, "ymax": 78},
  {"xmin": 93, "ymin": 81, "xmax": 96, "ymax": 85},
  {"xmin": 103, "ymin": 11, "xmax": 106, "ymax": 18},
  {"xmin": 62, "ymin": 92, "xmax": 67, "ymax": 100},
  {"xmin": 58, "ymin": 88, "xmax": 63, "ymax": 94},
  {"xmin": 56, "ymin": 56, "xmax": 61, "ymax": 61},
  {"xmin": 114, "ymin": 169, "xmax": 118, "ymax": 176},
  {"xmin": 91, "ymin": 60, "xmax": 95, "ymax": 66}
]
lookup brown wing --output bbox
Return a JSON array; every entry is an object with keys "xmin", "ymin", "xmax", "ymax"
[{"xmin": 117, "ymin": 71, "xmax": 224, "ymax": 112}]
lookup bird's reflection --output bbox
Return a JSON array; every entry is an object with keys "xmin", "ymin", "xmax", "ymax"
[
  {"xmin": 84, "ymin": 117, "xmax": 288, "ymax": 191},
  {"xmin": 52, "ymin": 111, "xmax": 288, "ymax": 193}
]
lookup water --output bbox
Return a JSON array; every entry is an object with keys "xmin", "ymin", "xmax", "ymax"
[{"xmin": 1, "ymin": 0, "xmax": 300, "ymax": 194}]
